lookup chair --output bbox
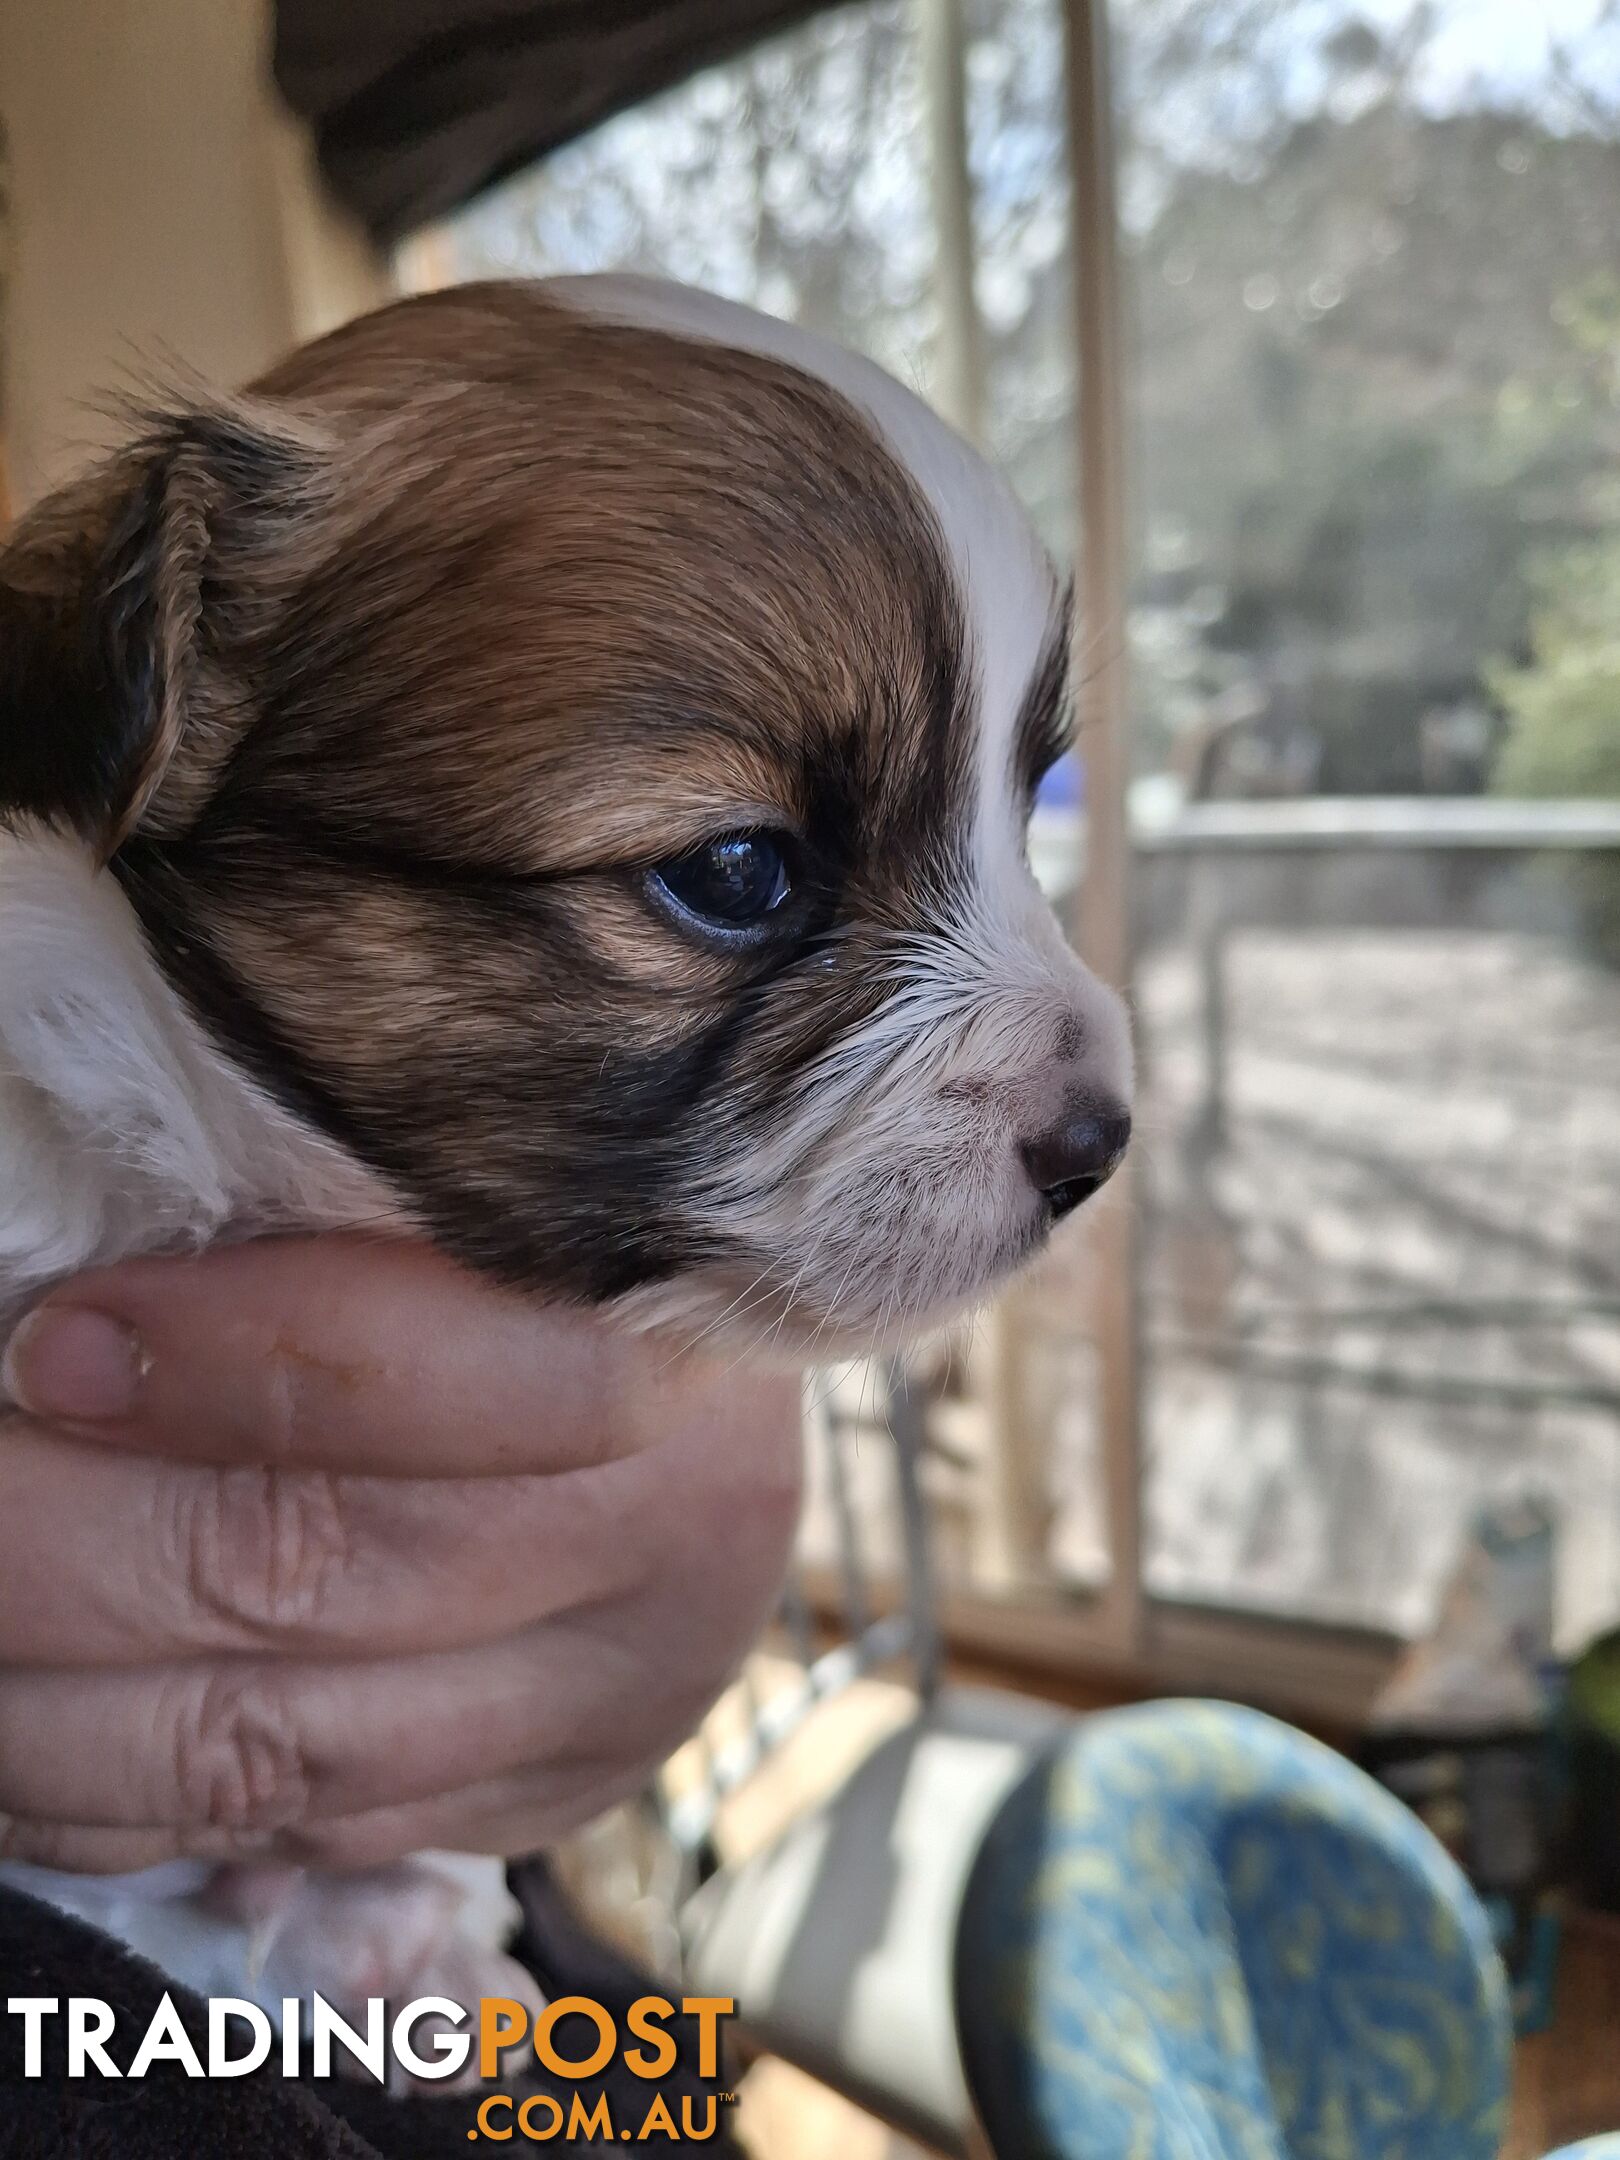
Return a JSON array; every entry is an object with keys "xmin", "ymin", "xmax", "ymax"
[{"xmin": 650, "ymin": 1366, "xmax": 1516, "ymax": 2156}]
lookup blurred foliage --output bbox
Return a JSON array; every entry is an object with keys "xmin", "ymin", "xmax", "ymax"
[
  {"xmin": 1491, "ymin": 533, "xmax": 1620, "ymax": 957},
  {"xmin": 1495, "ymin": 536, "xmax": 1620, "ymax": 803},
  {"xmin": 1489, "ymin": 272, "xmax": 1620, "ymax": 954},
  {"xmin": 1123, "ymin": 67, "xmax": 1620, "ymax": 788}
]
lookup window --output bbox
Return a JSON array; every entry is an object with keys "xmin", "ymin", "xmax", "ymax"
[
  {"xmin": 409, "ymin": 0, "xmax": 1620, "ymax": 1711},
  {"xmin": 1117, "ymin": 0, "xmax": 1620, "ymax": 1660}
]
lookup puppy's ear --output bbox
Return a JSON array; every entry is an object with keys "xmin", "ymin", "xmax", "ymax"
[{"xmin": 0, "ymin": 401, "xmax": 329, "ymax": 859}]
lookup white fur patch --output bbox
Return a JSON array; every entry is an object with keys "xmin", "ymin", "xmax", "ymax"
[
  {"xmin": 0, "ymin": 826, "xmax": 454, "ymax": 2011},
  {"xmin": 0, "ymin": 825, "xmax": 402, "ymax": 1351}
]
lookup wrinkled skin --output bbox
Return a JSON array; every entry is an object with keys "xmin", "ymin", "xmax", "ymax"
[{"xmin": 0, "ymin": 1234, "xmax": 803, "ymax": 1876}]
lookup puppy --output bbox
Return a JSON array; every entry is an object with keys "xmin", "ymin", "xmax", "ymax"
[{"xmin": 0, "ymin": 278, "xmax": 1131, "ymax": 2033}]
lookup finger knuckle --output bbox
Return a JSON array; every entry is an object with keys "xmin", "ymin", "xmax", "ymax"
[
  {"xmin": 170, "ymin": 1669, "xmax": 315, "ymax": 1833},
  {"xmin": 186, "ymin": 1466, "xmax": 353, "ymax": 1643}
]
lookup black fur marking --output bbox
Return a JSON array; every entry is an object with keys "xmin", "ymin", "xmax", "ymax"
[
  {"xmin": 1012, "ymin": 597, "xmax": 1074, "ymax": 810},
  {"xmin": 112, "ymin": 839, "xmax": 378, "ymax": 1166},
  {"xmin": 0, "ymin": 474, "xmax": 167, "ymax": 844},
  {"xmin": 0, "ymin": 410, "xmax": 318, "ymax": 847},
  {"xmin": 115, "ymin": 835, "xmax": 720, "ymax": 1300}
]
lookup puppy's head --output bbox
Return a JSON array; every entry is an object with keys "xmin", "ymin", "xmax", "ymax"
[{"xmin": 0, "ymin": 278, "xmax": 1130, "ymax": 1355}]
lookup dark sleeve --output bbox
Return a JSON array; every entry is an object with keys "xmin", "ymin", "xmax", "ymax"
[{"xmin": 273, "ymin": 0, "xmax": 839, "ymax": 242}]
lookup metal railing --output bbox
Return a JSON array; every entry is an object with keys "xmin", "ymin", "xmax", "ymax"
[
  {"xmin": 1134, "ymin": 797, "xmax": 1620, "ymax": 853},
  {"xmin": 659, "ymin": 1361, "xmax": 942, "ymax": 1862},
  {"xmin": 653, "ymin": 795, "xmax": 1620, "ymax": 1870},
  {"xmin": 1132, "ymin": 795, "xmax": 1620, "ymax": 1646}
]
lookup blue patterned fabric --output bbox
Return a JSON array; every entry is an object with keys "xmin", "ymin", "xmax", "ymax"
[{"xmin": 956, "ymin": 1699, "xmax": 1512, "ymax": 2159}]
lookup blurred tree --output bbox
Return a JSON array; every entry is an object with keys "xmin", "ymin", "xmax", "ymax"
[
  {"xmin": 1123, "ymin": 83, "xmax": 1620, "ymax": 788},
  {"xmin": 446, "ymin": 5, "xmax": 937, "ymax": 390},
  {"xmin": 1491, "ymin": 530, "xmax": 1620, "ymax": 958},
  {"xmin": 1494, "ymin": 536, "xmax": 1620, "ymax": 803},
  {"xmin": 1490, "ymin": 263, "xmax": 1620, "ymax": 955}
]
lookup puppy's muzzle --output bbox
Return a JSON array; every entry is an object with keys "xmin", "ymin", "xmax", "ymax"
[{"xmin": 1021, "ymin": 1103, "xmax": 1132, "ymax": 1220}]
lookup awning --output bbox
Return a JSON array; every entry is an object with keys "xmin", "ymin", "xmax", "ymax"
[{"xmin": 273, "ymin": 0, "xmax": 846, "ymax": 243}]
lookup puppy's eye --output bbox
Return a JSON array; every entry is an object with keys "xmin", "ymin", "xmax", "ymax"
[{"xmin": 649, "ymin": 831, "xmax": 794, "ymax": 936}]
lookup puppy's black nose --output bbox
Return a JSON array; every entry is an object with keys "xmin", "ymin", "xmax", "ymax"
[{"xmin": 1021, "ymin": 1105, "xmax": 1132, "ymax": 1220}]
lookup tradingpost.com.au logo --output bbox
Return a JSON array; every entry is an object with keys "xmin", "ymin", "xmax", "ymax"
[{"xmin": 6, "ymin": 1991, "xmax": 738, "ymax": 2144}]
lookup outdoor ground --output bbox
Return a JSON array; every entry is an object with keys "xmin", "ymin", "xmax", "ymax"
[
  {"xmin": 809, "ymin": 919, "xmax": 1620, "ymax": 1657},
  {"xmin": 1135, "ymin": 922, "xmax": 1620, "ymax": 1647}
]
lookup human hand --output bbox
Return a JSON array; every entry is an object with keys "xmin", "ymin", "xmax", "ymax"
[{"xmin": 0, "ymin": 1236, "xmax": 803, "ymax": 1873}]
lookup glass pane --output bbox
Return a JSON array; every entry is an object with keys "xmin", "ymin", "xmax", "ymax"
[
  {"xmin": 1114, "ymin": 0, "xmax": 1620, "ymax": 1644},
  {"xmin": 963, "ymin": 0, "xmax": 1078, "ymax": 557},
  {"xmin": 1138, "ymin": 838, "xmax": 1620, "ymax": 1646}
]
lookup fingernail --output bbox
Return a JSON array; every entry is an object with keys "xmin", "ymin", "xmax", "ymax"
[{"xmin": 1, "ymin": 1304, "xmax": 149, "ymax": 1422}]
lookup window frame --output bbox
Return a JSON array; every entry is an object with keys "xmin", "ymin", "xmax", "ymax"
[{"xmin": 928, "ymin": 0, "xmax": 1407, "ymax": 1721}]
